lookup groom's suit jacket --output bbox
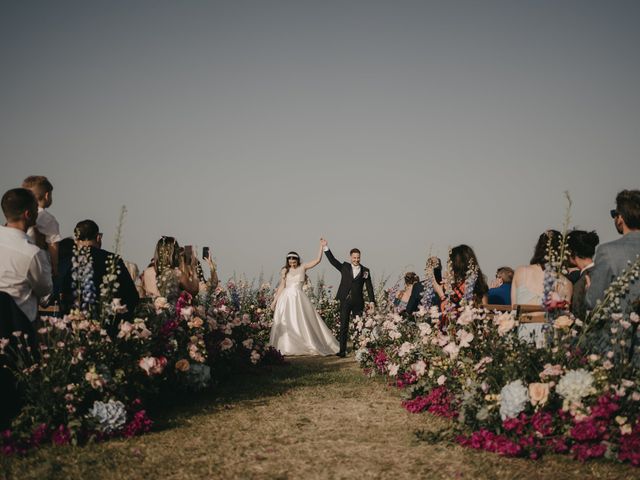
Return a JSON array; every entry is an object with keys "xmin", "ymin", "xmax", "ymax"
[{"xmin": 325, "ymin": 249, "xmax": 375, "ymax": 307}]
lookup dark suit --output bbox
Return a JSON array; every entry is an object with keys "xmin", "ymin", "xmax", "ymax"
[
  {"xmin": 0, "ymin": 292, "xmax": 36, "ymax": 428},
  {"xmin": 58, "ymin": 246, "xmax": 139, "ymax": 332},
  {"xmin": 325, "ymin": 249, "xmax": 375, "ymax": 354},
  {"xmin": 405, "ymin": 282, "xmax": 425, "ymax": 317}
]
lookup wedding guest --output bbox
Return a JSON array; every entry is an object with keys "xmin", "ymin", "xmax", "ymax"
[
  {"xmin": 0, "ymin": 188, "xmax": 52, "ymax": 322},
  {"xmin": 394, "ymin": 272, "xmax": 420, "ymax": 314},
  {"xmin": 435, "ymin": 245, "xmax": 489, "ymax": 308},
  {"xmin": 487, "ymin": 266, "xmax": 514, "ymax": 305},
  {"xmin": 141, "ymin": 237, "xmax": 199, "ymax": 297},
  {"xmin": 586, "ymin": 189, "xmax": 640, "ymax": 311},
  {"xmin": 405, "ymin": 272, "xmax": 425, "ymax": 317},
  {"xmin": 423, "ymin": 256, "xmax": 445, "ymax": 308},
  {"xmin": 22, "ymin": 176, "xmax": 61, "ymax": 276},
  {"xmin": 567, "ymin": 229, "xmax": 599, "ymax": 319},
  {"xmin": 124, "ymin": 260, "xmax": 145, "ymax": 298},
  {"xmin": 59, "ymin": 220, "xmax": 139, "ymax": 323},
  {"xmin": 512, "ymin": 230, "xmax": 572, "ymax": 346},
  {"xmin": 52, "ymin": 237, "xmax": 75, "ymax": 303}
]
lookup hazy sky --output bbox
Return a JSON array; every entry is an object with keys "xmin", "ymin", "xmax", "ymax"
[{"xmin": 1, "ymin": 1, "xmax": 639, "ymax": 288}]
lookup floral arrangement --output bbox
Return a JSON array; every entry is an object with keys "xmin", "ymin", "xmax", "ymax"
[
  {"xmin": 352, "ymin": 253, "xmax": 640, "ymax": 466},
  {"xmin": 0, "ymin": 253, "xmax": 282, "ymax": 455}
]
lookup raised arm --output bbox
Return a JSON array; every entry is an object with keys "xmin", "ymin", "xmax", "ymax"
[
  {"xmin": 323, "ymin": 241, "xmax": 343, "ymax": 271},
  {"xmin": 303, "ymin": 238, "xmax": 325, "ymax": 271}
]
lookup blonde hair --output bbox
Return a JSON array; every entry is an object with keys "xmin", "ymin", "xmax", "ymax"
[{"xmin": 22, "ymin": 175, "xmax": 53, "ymax": 201}]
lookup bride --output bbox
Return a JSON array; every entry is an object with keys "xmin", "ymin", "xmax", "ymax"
[{"xmin": 269, "ymin": 238, "xmax": 339, "ymax": 356}]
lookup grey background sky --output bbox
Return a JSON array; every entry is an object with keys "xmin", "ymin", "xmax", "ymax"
[{"xmin": 1, "ymin": 1, "xmax": 639, "ymax": 288}]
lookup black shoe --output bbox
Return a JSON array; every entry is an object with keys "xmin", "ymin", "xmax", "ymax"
[{"xmin": 336, "ymin": 352, "xmax": 346, "ymax": 358}]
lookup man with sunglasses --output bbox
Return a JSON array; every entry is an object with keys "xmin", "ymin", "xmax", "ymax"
[{"xmin": 586, "ymin": 189, "xmax": 640, "ymax": 312}]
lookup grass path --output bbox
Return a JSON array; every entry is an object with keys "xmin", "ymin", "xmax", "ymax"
[{"xmin": 2, "ymin": 356, "xmax": 639, "ymax": 479}]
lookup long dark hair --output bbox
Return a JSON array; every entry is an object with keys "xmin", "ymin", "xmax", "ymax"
[
  {"xmin": 153, "ymin": 236, "xmax": 180, "ymax": 275},
  {"xmin": 450, "ymin": 244, "xmax": 488, "ymax": 299},
  {"xmin": 530, "ymin": 230, "xmax": 563, "ymax": 268}
]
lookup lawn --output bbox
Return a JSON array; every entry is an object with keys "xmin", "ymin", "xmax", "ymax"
[{"xmin": 2, "ymin": 357, "xmax": 638, "ymax": 480}]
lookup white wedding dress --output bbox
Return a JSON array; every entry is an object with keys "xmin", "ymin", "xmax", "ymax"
[{"xmin": 269, "ymin": 267, "xmax": 339, "ymax": 356}]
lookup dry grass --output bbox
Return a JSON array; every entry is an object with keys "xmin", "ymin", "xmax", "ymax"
[{"xmin": 2, "ymin": 357, "xmax": 639, "ymax": 480}]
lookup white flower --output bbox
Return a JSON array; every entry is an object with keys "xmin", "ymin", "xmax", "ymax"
[
  {"xmin": 456, "ymin": 330, "xmax": 474, "ymax": 348},
  {"xmin": 456, "ymin": 307, "xmax": 474, "ymax": 326},
  {"xmin": 499, "ymin": 380, "xmax": 530, "ymax": 420},
  {"xmin": 412, "ymin": 360, "xmax": 427, "ymax": 376},
  {"xmin": 437, "ymin": 375, "xmax": 447, "ymax": 385},
  {"xmin": 398, "ymin": 342, "xmax": 414, "ymax": 357},
  {"xmin": 556, "ymin": 369, "xmax": 596, "ymax": 404},
  {"xmin": 388, "ymin": 363, "xmax": 399, "ymax": 376},
  {"xmin": 355, "ymin": 348, "xmax": 368, "ymax": 363},
  {"xmin": 389, "ymin": 330, "xmax": 402, "ymax": 340},
  {"xmin": 443, "ymin": 342, "xmax": 460, "ymax": 359},
  {"xmin": 87, "ymin": 400, "xmax": 127, "ymax": 433},
  {"xmin": 417, "ymin": 322, "xmax": 432, "ymax": 336},
  {"xmin": 242, "ymin": 339, "xmax": 254, "ymax": 350}
]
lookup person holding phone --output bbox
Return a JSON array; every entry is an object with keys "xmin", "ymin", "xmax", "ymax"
[
  {"xmin": 141, "ymin": 237, "xmax": 199, "ymax": 298},
  {"xmin": 197, "ymin": 246, "xmax": 219, "ymax": 292}
]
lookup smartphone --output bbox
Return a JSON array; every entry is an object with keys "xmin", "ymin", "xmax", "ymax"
[
  {"xmin": 202, "ymin": 246, "xmax": 210, "ymax": 260},
  {"xmin": 184, "ymin": 245, "xmax": 194, "ymax": 263}
]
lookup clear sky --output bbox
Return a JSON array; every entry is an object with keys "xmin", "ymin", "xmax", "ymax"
[{"xmin": 1, "ymin": 1, "xmax": 639, "ymax": 288}]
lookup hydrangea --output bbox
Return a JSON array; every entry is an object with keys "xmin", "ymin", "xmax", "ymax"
[
  {"xmin": 499, "ymin": 380, "xmax": 530, "ymax": 420},
  {"xmin": 186, "ymin": 363, "xmax": 211, "ymax": 390},
  {"xmin": 87, "ymin": 400, "xmax": 127, "ymax": 433},
  {"xmin": 556, "ymin": 369, "xmax": 595, "ymax": 404},
  {"xmin": 355, "ymin": 348, "xmax": 368, "ymax": 363}
]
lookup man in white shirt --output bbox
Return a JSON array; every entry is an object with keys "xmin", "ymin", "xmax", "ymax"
[{"xmin": 0, "ymin": 188, "xmax": 53, "ymax": 322}]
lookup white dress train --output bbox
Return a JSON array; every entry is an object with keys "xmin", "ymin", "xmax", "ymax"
[{"xmin": 269, "ymin": 267, "xmax": 339, "ymax": 356}]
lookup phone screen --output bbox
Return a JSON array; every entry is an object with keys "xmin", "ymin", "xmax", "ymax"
[{"xmin": 202, "ymin": 246, "xmax": 209, "ymax": 259}]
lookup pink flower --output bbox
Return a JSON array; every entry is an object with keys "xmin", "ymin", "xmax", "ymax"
[{"xmin": 138, "ymin": 356, "xmax": 167, "ymax": 376}]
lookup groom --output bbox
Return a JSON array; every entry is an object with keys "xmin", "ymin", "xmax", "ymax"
[{"xmin": 322, "ymin": 239, "xmax": 375, "ymax": 357}]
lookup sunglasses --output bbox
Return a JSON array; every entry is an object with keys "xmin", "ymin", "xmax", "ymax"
[{"xmin": 610, "ymin": 209, "xmax": 619, "ymax": 219}]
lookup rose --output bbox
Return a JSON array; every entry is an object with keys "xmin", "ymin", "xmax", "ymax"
[
  {"xmin": 175, "ymin": 359, "xmax": 190, "ymax": 372},
  {"xmin": 242, "ymin": 338, "xmax": 254, "ymax": 350},
  {"xmin": 220, "ymin": 338, "xmax": 234, "ymax": 351},
  {"xmin": 139, "ymin": 356, "xmax": 167, "ymax": 376},
  {"xmin": 154, "ymin": 297, "xmax": 169, "ymax": 311},
  {"xmin": 553, "ymin": 315, "xmax": 573, "ymax": 329},
  {"xmin": 495, "ymin": 312, "xmax": 515, "ymax": 336},
  {"xmin": 529, "ymin": 382, "xmax": 550, "ymax": 406},
  {"xmin": 189, "ymin": 317, "xmax": 204, "ymax": 329}
]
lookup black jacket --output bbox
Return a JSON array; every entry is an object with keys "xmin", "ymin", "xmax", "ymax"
[
  {"xmin": 325, "ymin": 249, "xmax": 375, "ymax": 306},
  {"xmin": 58, "ymin": 246, "xmax": 139, "ymax": 322}
]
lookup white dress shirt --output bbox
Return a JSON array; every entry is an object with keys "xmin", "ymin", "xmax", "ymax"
[
  {"xmin": 0, "ymin": 225, "xmax": 53, "ymax": 321},
  {"xmin": 27, "ymin": 207, "xmax": 62, "ymax": 245},
  {"xmin": 351, "ymin": 264, "xmax": 361, "ymax": 278}
]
